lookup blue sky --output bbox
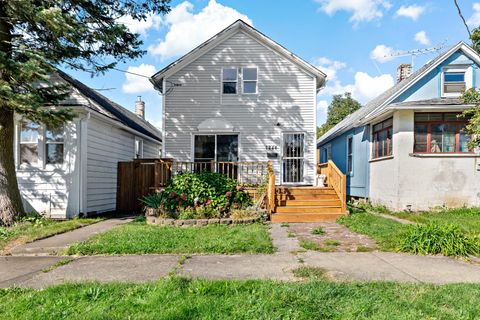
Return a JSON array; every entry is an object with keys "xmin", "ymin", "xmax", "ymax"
[{"xmin": 65, "ymin": 0, "xmax": 479, "ymax": 129}]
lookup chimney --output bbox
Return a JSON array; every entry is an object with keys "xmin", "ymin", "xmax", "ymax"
[
  {"xmin": 397, "ymin": 64, "xmax": 412, "ymax": 83},
  {"xmin": 135, "ymin": 96, "xmax": 145, "ymax": 119}
]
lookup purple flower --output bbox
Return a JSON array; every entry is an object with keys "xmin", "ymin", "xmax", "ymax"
[{"xmin": 226, "ymin": 191, "xmax": 232, "ymax": 197}]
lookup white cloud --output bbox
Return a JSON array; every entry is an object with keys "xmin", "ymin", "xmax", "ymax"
[
  {"xmin": 315, "ymin": 0, "xmax": 391, "ymax": 24},
  {"xmin": 122, "ymin": 64, "xmax": 157, "ymax": 94},
  {"xmin": 414, "ymin": 30, "xmax": 430, "ymax": 45},
  {"xmin": 467, "ymin": 3, "xmax": 480, "ymax": 27},
  {"xmin": 117, "ymin": 12, "xmax": 161, "ymax": 36},
  {"xmin": 395, "ymin": 4, "xmax": 426, "ymax": 21},
  {"xmin": 317, "ymin": 100, "xmax": 329, "ymax": 112},
  {"xmin": 321, "ymin": 72, "xmax": 394, "ymax": 104},
  {"xmin": 313, "ymin": 57, "xmax": 347, "ymax": 80},
  {"xmin": 370, "ymin": 44, "xmax": 395, "ymax": 63},
  {"xmin": 148, "ymin": 0, "xmax": 252, "ymax": 60}
]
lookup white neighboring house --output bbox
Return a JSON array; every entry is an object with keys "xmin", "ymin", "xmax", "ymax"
[
  {"xmin": 150, "ymin": 20, "xmax": 326, "ymax": 185},
  {"xmin": 14, "ymin": 70, "xmax": 162, "ymax": 219}
]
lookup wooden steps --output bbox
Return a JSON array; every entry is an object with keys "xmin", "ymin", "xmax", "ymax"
[{"xmin": 270, "ymin": 186, "xmax": 348, "ymax": 222}]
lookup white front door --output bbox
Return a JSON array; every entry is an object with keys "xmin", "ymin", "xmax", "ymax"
[{"xmin": 282, "ymin": 133, "xmax": 305, "ymax": 184}]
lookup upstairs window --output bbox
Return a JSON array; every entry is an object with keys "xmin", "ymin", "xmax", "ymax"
[
  {"xmin": 45, "ymin": 125, "xmax": 64, "ymax": 164},
  {"xmin": 443, "ymin": 71, "xmax": 466, "ymax": 95},
  {"xmin": 414, "ymin": 113, "xmax": 471, "ymax": 154},
  {"xmin": 222, "ymin": 68, "xmax": 237, "ymax": 94},
  {"xmin": 242, "ymin": 68, "xmax": 258, "ymax": 94},
  {"xmin": 19, "ymin": 120, "xmax": 40, "ymax": 165},
  {"xmin": 372, "ymin": 118, "xmax": 393, "ymax": 159}
]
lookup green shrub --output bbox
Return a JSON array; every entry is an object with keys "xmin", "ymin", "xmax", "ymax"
[
  {"xmin": 142, "ymin": 172, "xmax": 252, "ymax": 217},
  {"xmin": 399, "ymin": 223, "xmax": 480, "ymax": 257}
]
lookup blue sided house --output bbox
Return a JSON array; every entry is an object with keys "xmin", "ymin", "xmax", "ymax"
[{"xmin": 317, "ymin": 41, "xmax": 480, "ymax": 211}]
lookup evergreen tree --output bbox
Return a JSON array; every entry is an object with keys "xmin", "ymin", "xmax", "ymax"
[{"xmin": 0, "ymin": 0, "xmax": 171, "ymax": 225}]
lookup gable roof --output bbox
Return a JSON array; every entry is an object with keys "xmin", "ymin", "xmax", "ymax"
[
  {"xmin": 317, "ymin": 41, "xmax": 480, "ymax": 145},
  {"xmin": 57, "ymin": 70, "xmax": 162, "ymax": 142},
  {"xmin": 150, "ymin": 19, "xmax": 326, "ymax": 91}
]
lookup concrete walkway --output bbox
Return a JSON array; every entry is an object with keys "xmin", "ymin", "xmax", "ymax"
[
  {"xmin": 1, "ymin": 222, "xmax": 480, "ymax": 288},
  {"xmin": 10, "ymin": 216, "xmax": 134, "ymax": 256}
]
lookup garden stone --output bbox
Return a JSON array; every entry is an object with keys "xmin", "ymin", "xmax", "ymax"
[
  {"xmin": 183, "ymin": 220, "xmax": 196, "ymax": 226},
  {"xmin": 146, "ymin": 216, "xmax": 156, "ymax": 225},
  {"xmin": 174, "ymin": 220, "xmax": 184, "ymax": 226},
  {"xmin": 163, "ymin": 219, "xmax": 174, "ymax": 226},
  {"xmin": 220, "ymin": 218, "xmax": 232, "ymax": 225},
  {"xmin": 196, "ymin": 219, "xmax": 208, "ymax": 226},
  {"xmin": 208, "ymin": 219, "xmax": 220, "ymax": 225}
]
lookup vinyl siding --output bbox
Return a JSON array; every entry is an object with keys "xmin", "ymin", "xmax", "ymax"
[
  {"xmin": 85, "ymin": 116, "xmax": 160, "ymax": 213},
  {"xmin": 16, "ymin": 119, "xmax": 81, "ymax": 218},
  {"xmin": 163, "ymin": 31, "xmax": 316, "ymax": 184}
]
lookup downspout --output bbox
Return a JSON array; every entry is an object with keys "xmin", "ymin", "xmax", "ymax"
[{"xmin": 78, "ymin": 112, "xmax": 90, "ymax": 215}]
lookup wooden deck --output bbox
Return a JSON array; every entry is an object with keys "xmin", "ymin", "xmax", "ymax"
[{"xmin": 270, "ymin": 161, "xmax": 348, "ymax": 222}]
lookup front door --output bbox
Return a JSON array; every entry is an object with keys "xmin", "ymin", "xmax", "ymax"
[{"xmin": 282, "ymin": 133, "xmax": 305, "ymax": 184}]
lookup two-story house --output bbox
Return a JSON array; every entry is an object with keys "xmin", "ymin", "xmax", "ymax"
[
  {"xmin": 150, "ymin": 20, "xmax": 326, "ymax": 186},
  {"xmin": 318, "ymin": 42, "xmax": 480, "ymax": 211}
]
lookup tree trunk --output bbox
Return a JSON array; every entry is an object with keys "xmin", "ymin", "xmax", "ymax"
[
  {"xmin": 0, "ymin": 2, "xmax": 24, "ymax": 226},
  {"xmin": 0, "ymin": 108, "xmax": 24, "ymax": 226}
]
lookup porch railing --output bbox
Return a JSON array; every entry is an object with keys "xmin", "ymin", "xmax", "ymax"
[
  {"xmin": 317, "ymin": 160, "xmax": 347, "ymax": 213},
  {"xmin": 117, "ymin": 158, "xmax": 276, "ymax": 214}
]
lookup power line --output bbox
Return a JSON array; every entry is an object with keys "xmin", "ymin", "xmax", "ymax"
[{"xmin": 112, "ymin": 67, "xmax": 151, "ymax": 79}]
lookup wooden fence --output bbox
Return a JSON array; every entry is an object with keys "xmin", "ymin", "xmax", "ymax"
[{"xmin": 117, "ymin": 159, "xmax": 275, "ymax": 213}]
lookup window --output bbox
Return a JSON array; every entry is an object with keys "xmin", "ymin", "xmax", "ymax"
[
  {"xmin": 326, "ymin": 144, "xmax": 332, "ymax": 161},
  {"xmin": 194, "ymin": 134, "xmax": 238, "ymax": 162},
  {"xmin": 443, "ymin": 71, "xmax": 466, "ymax": 95},
  {"xmin": 45, "ymin": 125, "xmax": 64, "ymax": 164},
  {"xmin": 372, "ymin": 118, "xmax": 393, "ymax": 159},
  {"xmin": 222, "ymin": 68, "xmax": 237, "ymax": 94},
  {"xmin": 19, "ymin": 120, "xmax": 40, "ymax": 165},
  {"xmin": 135, "ymin": 138, "xmax": 143, "ymax": 159},
  {"xmin": 414, "ymin": 113, "xmax": 471, "ymax": 154},
  {"xmin": 242, "ymin": 68, "xmax": 257, "ymax": 94},
  {"xmin": 347, "ymin": 135, "xmax": 353, "ymax": 175}
]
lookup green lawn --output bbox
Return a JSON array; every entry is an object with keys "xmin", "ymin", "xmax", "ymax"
[
  {"xmin": 67, "ymin": 221, "xmax": 274, "ymax": 255},
  {"xmin": 337, "ymin": 212, "xmax": 408, "ymax": 251},
  {"xmin": 1, "ymin": 278, "xmax": 480, "ymax": 319},
  {"xmin": 0, "ymin": 218, "xmax": 102, "ymax": 254},
  {"xmin": 392, "ymin": 207, "xmax": 480, "ymax": 235}
]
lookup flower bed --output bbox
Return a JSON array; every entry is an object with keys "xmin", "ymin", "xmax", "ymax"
[{"xmin": 142, "ymin": 171, "xmax": 265, "ymax": 220}]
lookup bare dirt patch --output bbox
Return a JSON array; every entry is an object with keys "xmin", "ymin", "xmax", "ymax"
[{"xmin": 288, "ymin": 222, "xmax": 377, "ymax": 252}]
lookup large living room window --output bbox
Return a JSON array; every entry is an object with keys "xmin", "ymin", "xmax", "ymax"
[
  {"xmin": 414, "ymin": 113, "xmax": 471, "ymax": 153},
  {"xmin": 372, "ymin": 118, "xmax": 393, "ymax": 159},
  {"xmin": 194, "ymin": 134, "xmax": 239, "ymax": 162}
]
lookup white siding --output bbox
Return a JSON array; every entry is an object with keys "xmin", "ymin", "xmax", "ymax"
[
  {"xmin": 16, "ymin": 119, "xmax": 81, "ymax": 219},
  {"xmin": 85, "ymin": 116, "xmax": 160, "ymax": 213},
  {"xmin": 163, "ymin": 31, "xmax": 316, "ymax": 184}
]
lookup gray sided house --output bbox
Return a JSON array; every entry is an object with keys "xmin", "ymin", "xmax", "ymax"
[
  {"xmin": 150, "ymin": 20, "xmax": 326, "ymax": 185},
  {"xmin": 318, "ymin": 42, "xmax": 480, "ymax": 211},
  {"xmin": 15, "ymin": 71, "xmax": 162, "ymax": 218}
]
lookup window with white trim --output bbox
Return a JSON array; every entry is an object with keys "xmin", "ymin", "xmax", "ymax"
[
  {"xmin": 242, "ymin": 68, "xmax": 257, "ymax": 94},
  {"xmin": 347, "ymin": 135, "xmax": 353, "ymax": 175},
  {"xmin": 441, "ymin": 66, "xmax": 471, "ymax": 97},
  {"xmin": 222, "ymin": 68, "xmax": 237, "ymax": 94},
  {"xmin": 45, "ymin": 125, "xmax": 64, "ymax": 164},
  {"xmin": 19, "ymin": 120, "xmax": 40, "ymax": 165},
  {"xmin": 135, "ymin": 137, "xmax": 143, "ymax": 159}
]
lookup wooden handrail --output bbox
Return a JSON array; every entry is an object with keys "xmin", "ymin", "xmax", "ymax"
[
  {"xmin": 317, "ymin": 160, "xmax": 347, "ymax": 213},
  {"xmin": 266, "ymin": 161, "xmax": 276, "ymax": 215}
]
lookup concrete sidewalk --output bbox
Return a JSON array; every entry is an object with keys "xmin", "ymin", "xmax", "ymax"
[
  {"xmin": 2, "ymin": 251, "xmax": 480, "ymax": 289},
  {"xmin": 10, "ymin": 216, "xmax": 134, "ymax": 256}
]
